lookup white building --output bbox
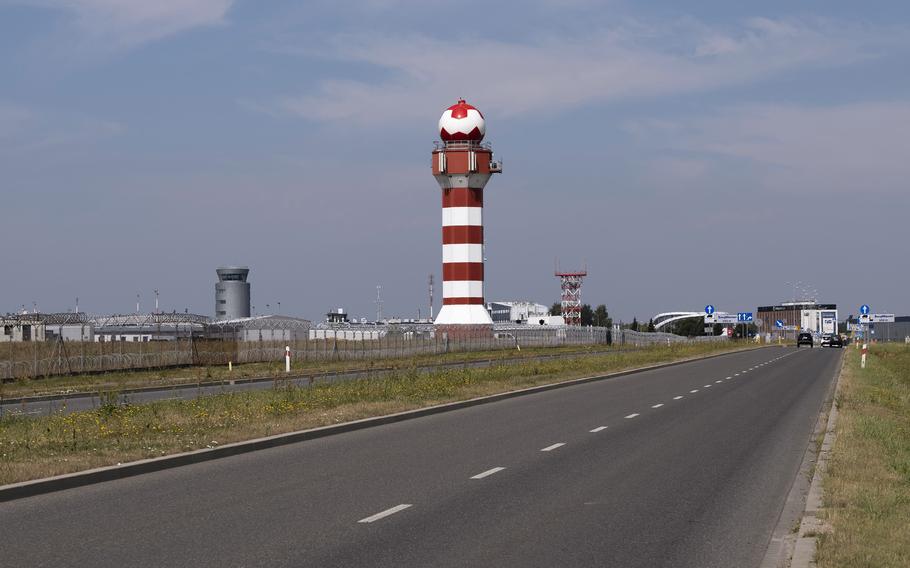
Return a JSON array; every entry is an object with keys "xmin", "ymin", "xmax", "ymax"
[{"xmin": 487, "ymin": 301, "xmax": 551, "ymax": 324}]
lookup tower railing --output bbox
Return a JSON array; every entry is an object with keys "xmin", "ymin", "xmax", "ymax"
[{"xmin": 433, "ymin": 140, "xmax": 493, "ymax": 151}]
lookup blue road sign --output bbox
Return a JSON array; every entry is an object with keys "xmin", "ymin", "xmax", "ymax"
[
  {"xmin": 737, "ymin": 312, "xmax": 754, "ymax": 322},
  {"xmin": 705, "ymin": 305, "xmax": 715, "ymax": 315},
  {"xmin": 775, "ymin": 319, "xmax": 784, "ymax": 328},
  {"xmin": 860, "ymin": 304, "xmax": 870, "ymax": 315}
]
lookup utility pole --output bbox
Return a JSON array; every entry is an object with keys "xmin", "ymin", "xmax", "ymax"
[
  {"xmin": 428, "ymin": 274, "xmax": 434, "ymax": 320},
  {"xmin": 375, "ymin": 285, "xmax": 383, "ymax": 323},
  {"xmin": 154, "ymin": 289, "xmax": 159, "ymax": 314}
]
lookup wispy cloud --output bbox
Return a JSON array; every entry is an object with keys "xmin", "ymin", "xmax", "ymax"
[
  {"xmin": 20, "ymin": 0, "xmax": 233, "ymax": 49},
  {"xmin": 0, "ymin": 100, "xmax": 122, "ymax": 155},
  {"xmin": 262, "ymin": 17, "xmax": 905, "ymax": 124},
  {"xmin": 627, "ymin": 101, "xmax": 910, "ymax": 194}
]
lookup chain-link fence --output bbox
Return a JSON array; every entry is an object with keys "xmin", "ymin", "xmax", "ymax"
[{"xmin": 0, "ymin": 325, "xmax": 727, "ymax": 381}]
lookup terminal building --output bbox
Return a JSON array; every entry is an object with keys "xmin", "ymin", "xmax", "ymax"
[{"xmin": 756, "ymin": 302, "xmax": 838, "ymax": 338}]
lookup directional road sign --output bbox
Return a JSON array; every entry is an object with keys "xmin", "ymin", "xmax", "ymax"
[
  {"xmin": 775, "ymin": 320, "xmax": 784, "ymax": 328},
  {"xmin": 705, "ymin": 305, "xmax": 715, "ymax": 315},
  {"xmin": 737, "ymin": 312, "xmax": 753, "ymax": 322},
  {"xmin": 860, "ymin": 304, "xmax": 870, "ymax": 315},
  {"xmin": 715, "ymin": 314, "xmax": 738, "ymax": 324},
  {"xmin": 868, "ymin": 314, "xmax": 895, "ymax": 323}
]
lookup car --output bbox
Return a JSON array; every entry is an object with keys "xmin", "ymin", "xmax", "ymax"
[
  {"xmin": 797, "ymin": 332, "xmax": 814, "ymax": 348},
  {"xmin": 828, "ymin": 335, "xmax": 844, "ymax": 348},
  {"xmin": 821, "ymin": 334, "xmax": 833, "ymax": 347}
]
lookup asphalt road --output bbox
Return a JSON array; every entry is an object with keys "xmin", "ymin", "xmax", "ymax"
[{"xmin": 0, "ymin": 346, "xmax": 841, "ymax": 567}]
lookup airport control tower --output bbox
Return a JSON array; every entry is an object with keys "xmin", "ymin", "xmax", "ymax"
[
  {"xmin": 431, "ymin": 100, "xmax": 502, "ymax": 334},
  {"xmin": 215, "ymin": 266, "xmax": 251, "ymax": 320}
]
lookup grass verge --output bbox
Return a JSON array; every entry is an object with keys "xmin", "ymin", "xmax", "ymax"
[
  {"xmin": 0, "ymin": 343, "xmax": 621, "ymax": 400},
  {"xmin": 0, "ymin": 341, "xmax": 749, "ymax": 485},
  {"xmin": 816, "ymin": 344, "xmax": 910, "ymax": 567}
]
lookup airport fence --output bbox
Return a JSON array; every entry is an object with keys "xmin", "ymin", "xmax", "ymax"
[{"xmin": 0, "ymin": 326, "xmax": 727, "ymax": 382}]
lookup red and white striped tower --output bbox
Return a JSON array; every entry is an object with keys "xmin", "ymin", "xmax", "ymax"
[{"xmin": 432, "ymin": 99, "xmax": 502, "ymax": 334}]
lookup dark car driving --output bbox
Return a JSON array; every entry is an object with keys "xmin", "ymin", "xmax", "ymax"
[
  {"xmin": 828, "ymin": 335, "xmax": 844, "ymax": 348},
  {"xmin": 797, "ymin": 333, "xmax": 813, "ymax": 348}
]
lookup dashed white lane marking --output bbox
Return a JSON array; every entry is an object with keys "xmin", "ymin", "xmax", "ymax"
[
  {"xmin": 471, "ymin": 467, "xmax": 506, "ymax": 479},
  {"xmin": 625, "ymin": 413, "xmax": 640, "ymax": 419},
  {"xmin": 715, "ymin": 380, "xmax": 722, "ymax": 383},
  {"xmin": 726, "ymin": 376, "xmax": 733, "ymax": 380},
  {"xmin": 690, "ymin": 389, "xmax": 699, "ymax": 393},
  {"xmin": 358, "ymin": 504, "xmax": 412, "ymax": 523},
  {"xmin": 734, "ymin": 373, "xmax": 740, "ymax": 376},
  {"xmin": 652, "ymin": 403, "xmax": 664, "ymax": 409},
  {"xmin": 541, "ymin": 443, "xmax": 566, "ymax": 452},
  {"xmin": 590, "ymin": 426, "xmax": 608, "ymax": 433},
  {"xmin": 673, "ymin": 396, "xmax": 684, "ymax": 400},
  {"xmin": 704, "ymin": 384, "xmax": 712, "ymax": 388}
]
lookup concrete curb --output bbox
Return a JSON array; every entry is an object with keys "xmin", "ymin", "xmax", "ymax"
[
  {"xmin": 788, "ymin": 353, "xmax": 845, "ymax": 567},
  {"xmin": 0, "ymin": 345, "xmax": 767, "ymax": 503}
]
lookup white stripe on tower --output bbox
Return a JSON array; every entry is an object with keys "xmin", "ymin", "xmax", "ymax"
[
  {"xmin": 442, "ymin": 244, "xmax": 483, "ymax": 263},
  {"xmin": 442, "ymin": 207, "xmax": 483, "ymax": 227}
]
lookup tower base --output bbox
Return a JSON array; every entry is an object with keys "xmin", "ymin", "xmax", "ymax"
[{"xmin": 434, "ymin": 304, "xmax": 493, "ymax": 326}]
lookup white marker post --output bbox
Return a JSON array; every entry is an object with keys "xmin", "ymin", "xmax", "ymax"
[
  {"xmin": 861, "ymin": 343, "xmax": 867, "ymax": 369},
  {"xmin": 285, "ymin": 345, "xmax": 291, "ymax": 373}
]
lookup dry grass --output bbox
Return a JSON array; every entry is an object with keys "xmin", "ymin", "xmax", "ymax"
[
  {"xmin": 0, "ymin": 343, "xmax": 619, "ymax": 399},
  {"xmin": 0, "ymin": 341, "xmax": 747, "ymax": 485},
  {"xmin": 816, "ymin": 344, "xmax": 910, "ymax": 567}
]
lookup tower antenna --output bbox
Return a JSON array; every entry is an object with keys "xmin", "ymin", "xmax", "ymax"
[{"xmin": 555, "ymin": 265, "xmax": 588, "ymax": 326}]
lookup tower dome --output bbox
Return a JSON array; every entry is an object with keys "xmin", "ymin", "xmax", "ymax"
[{"xmin": 438, "ymin": 99, "xmax": 485, "ymax": 142}]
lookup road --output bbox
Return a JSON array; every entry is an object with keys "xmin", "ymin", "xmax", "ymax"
[{"xmin": 0, "ymin": 346, "xmax": 841, "ymax": 567}]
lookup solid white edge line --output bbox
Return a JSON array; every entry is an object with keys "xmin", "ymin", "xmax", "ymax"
[
  {"xmin": 541, "ymin": 443, "xmax": 566, "ymax": 452},
  {"xmin": 358, "ymin": 504, "xmax": 413, "ymax": 523},
  {"xmin": 590, "ymin": 426, "xmax": 608, "ymax": 432},
  {"xmin": 625, "ymin": 413, "xmax": 640, "ymax": 419},
  {"xmin": 471, "ymin": 467, "xmax": 506, "ymax": 479}
]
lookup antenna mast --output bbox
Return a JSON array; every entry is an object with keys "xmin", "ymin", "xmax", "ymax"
[{"xmin": 428, "ymin": 274, "xmax": 434, "ymax": 320}]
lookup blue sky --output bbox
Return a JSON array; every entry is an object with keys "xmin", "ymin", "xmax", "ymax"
[{"xmin": 2, "ymin": 1, "xmax": 909, "ymax": 322}]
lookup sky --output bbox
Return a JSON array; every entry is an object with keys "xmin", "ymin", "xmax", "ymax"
[{"xmin": 1, "ymin": 0, "xmax": 909, "ymax": 323}]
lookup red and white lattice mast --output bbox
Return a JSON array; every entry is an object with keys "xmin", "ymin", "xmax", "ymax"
[
  {"xmin": 556, "ymin": 266, "xmax": 587, "ymax": 326},
  {"xmin": 432, "ymin": 99, "xmax": 502, "ymax": 334}
]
